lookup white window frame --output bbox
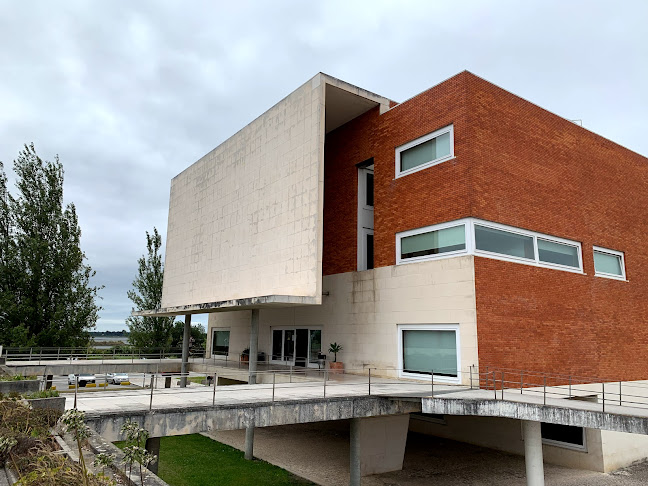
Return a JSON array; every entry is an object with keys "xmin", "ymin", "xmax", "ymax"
[
  {"xmin": 395, "ymin": 125, "xmax": 455, "ymax": 178},
  {"xmin": 396, "ymin": 218, "xmax": 584, "ymax": 275},
  {"xmin": 593, "ymin": 246, "xmax": 626, "ymax": 281},
  {"xmin": 541, "ymin": 424, "xmax": 587, "ymax": 452},
  {"xmin": 472, "ymin": 220, "xmax": 583, "ymax": 274},
  {"xmin": 397, "ymin": 324, "xmax": 461, "ymax": 384},
  {"xmin": 396, "ymin": 219, "xmax": 471, "ymax": 265}
]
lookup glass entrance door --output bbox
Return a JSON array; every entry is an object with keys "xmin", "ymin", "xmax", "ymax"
[{"xmin": 271, "ymin": 327, "xmax": 322, "ymax": 366}]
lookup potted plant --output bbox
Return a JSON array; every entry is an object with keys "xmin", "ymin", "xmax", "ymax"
[{"xmin": 328, "ymin": 342, "xmax": 344, "ymax": 373}]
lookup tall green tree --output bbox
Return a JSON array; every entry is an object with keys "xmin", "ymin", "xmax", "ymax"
[
  {"xmin": 0, "ymin": 144, "xmax": 101, "ymax": 347},
  {"xmin": 126, "ymin": 228, "xmax": 177, "ymax": 349}
]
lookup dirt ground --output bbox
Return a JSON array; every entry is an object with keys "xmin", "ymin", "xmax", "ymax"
[{"xmin": 204, "ymin": 421, "xmax": 648, "ymax": 485}]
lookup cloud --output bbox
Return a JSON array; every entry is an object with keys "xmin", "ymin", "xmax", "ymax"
[{"xmin": 1, "ymin": 1, "xmax": 646, "ymax": 330}]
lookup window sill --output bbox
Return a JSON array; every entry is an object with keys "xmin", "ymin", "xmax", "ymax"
[{"xmin": 594, "ymin": 273, "xmax": 627, "ymax": 282}]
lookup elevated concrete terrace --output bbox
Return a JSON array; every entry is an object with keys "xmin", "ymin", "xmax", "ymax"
[{"xmin": 63, "ymin": 370, "xmax": 648, "ymax": 439}]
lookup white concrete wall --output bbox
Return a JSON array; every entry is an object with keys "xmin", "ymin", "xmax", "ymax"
[
  {"xmin": 601, "ymin": 429, "xmax": 648, "ymax": 472},
  {"xmin": 162, "ymin": 75, "xmax": 325, "ymax": 308},
  {"xmin": 208, "ymin": 256, "xmax": 478, "ymax": 382}
]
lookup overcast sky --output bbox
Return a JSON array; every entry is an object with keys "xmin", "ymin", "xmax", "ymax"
[{"xmin": 1, "ymin": 1, "xmax": 646, "ymax": 331}]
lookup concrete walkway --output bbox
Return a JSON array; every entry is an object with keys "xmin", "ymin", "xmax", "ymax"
[{"xmin": 205, "ymin": 421, "xmax": 648, "ymax": 486}]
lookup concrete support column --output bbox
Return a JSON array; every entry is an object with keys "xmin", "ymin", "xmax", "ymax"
[
  {"xmin": 349, "ymin": 418, "xmax": 361, "ymax": 486},
  {"xmin": 349, "ymin": 414, "xmax": 410, "ymax": 485},
  {"xmin": 248, "ymin": 309, "xmax": 259, "ymax": 385},
  {"xmin": 180, "ymin": 314, "xmax": 191, "ymax": 388},
  {"xmin": 145, "ymin": 436, "xmax": 160, "ymax": 474},
  {"xmin": 244, "ymin": 423, "xmax": 255, "ymax": 460},
  {"xmin": 523, "ymin": 420, "xmax": 545, "ymax": 486}
]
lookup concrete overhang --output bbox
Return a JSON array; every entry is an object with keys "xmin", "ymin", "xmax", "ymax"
[
  {"xmin": 145, "ymin": 73, "xmax": 394, "ymax": 318},
  {"xmin": 132, "ymin": 295, "xmax": 320, "ymax": 317},
  {"xmin": 322, "ymin": 76, "xmax": 392, "ymax": 133}
]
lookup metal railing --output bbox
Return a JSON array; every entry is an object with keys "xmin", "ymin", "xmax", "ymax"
[
  {"xmin": 469, "ymin": 365, "xmax": 648, "ymax": 413},
  {"xmin": 21, "ymin": 357, "xmax": 648, "ymax": 416},
  {"xmin": 2, "ymin": 346, "xmax": 207, "ymax": 364}
]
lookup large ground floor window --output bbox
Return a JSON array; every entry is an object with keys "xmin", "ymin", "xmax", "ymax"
[
  {"xmin": 271, "ymin": 327, "xmax": 322, "ymax": 367},
  {"xmin": 211, "ymin": 329, "xmax": 230, "ymax": 356},
  {"xmin": 398, "ymin": 324, "xmax": 460, "ymax": 382}
]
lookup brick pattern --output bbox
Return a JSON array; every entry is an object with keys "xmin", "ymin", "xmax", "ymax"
[{"xmin": 323, "ymin": 71, "xmax": 648, "ymax": 380}]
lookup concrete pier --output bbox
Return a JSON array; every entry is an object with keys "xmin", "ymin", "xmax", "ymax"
[
  {"xmin": 523, "ymin": 420, "xmax": 545, "ymax": 486},
  {"xmin": 180, "ymin": 315, "xmax": 191, "ymax": 388}
]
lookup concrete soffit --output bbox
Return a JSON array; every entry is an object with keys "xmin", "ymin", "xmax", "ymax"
[{"xmin": 320, "ymin": 73, "xmax": 393, "ymax": 133}]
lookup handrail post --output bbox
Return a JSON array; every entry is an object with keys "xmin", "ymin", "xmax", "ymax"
[
  {"xmin": 368, "ymin": 368, "xmax": 371, "ymax": 396},
  {"xmin": 501, "ymin": 371, "xmax": 504, "ymax": 400},
  {"xmin": 469, "ymin": 365, "xmax": 473, "ymax": 389},
  {"xmin": 431, "ymin": 370, "xmax": 434, "ymax": 398},
  {"xmin": 602, "ymin": 382, "xmax": 605, "ymax": 413},
  {"xmin": 569, "ymin": 375, "xmax": 572, "ymax": 398},
  {"xmin": 619, "ymin": 381, "xmax": 622, "ymax": 406},
  {"xmin": 543, "ymin": 375, "xmax": 547, "ymax": 405},
  {"xmin": 74, "ymin": 375, "xmax": 78, "ymax": 409},
  {"xmin": 149, "ymin": 374, "xmax": 155, "ymax": 411},
  {"xmin": 212, "ymin": 373, "xmax": 217, "ymax": 406},
  {"xmin": 520, "ymin": 371, "xmax": 524, "ymax": 394},
  {"xmin": 272, "ymin": 372, "xmax": 276, "ymax": 403},
  {"xmin": 323, "ymin": 371, "xmax": 327, "ymax": 398},
  {"xmin": 493, "ymin": 371, "xmax": 496, "ymax": 400}
]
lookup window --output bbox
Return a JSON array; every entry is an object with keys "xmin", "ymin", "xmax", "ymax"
[
  {"xmin": 396, "ymin": 218, "xmax": 583, "ymax": 274},
  {"xmin": 365, "ymin": 172, "xmax": 374, "ymax": 207},
  {"xmin": 401, "ymin": 224, "xmax": 466, "ymax": 260},
  {"xmin": 398, "ymin": 325, "xmax": 460, "ymax": 382},
  {"xmin": 212, "ymin": 330, "xmax": 230, "ymax": 356},
  {"xmin": 475, "ymin": 225, "xmax": 534, "ymax": 261},
  {"xmin": 541, "ymin": 423, "xmax": 586, "ymax": 451},
  {"xmin": 593, "ymin": 247, "xmax": 625, "ymax": 280},
  {"xmin": 396, "ymin": 125, "xmax": 454, "ymax": 177},
  {"xmin": 537, "ymin": 239, "xmax": 580, "ymax": 268}
]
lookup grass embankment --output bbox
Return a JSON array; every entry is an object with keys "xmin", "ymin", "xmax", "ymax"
[{"xmin": 117, "ymin": 434, "xmax": 313, "ymax": 486}]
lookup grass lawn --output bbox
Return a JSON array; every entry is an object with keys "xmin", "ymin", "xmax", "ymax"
[{"xmin": 117, "ymin": 434, "xmax": 314, "ymax": 486}]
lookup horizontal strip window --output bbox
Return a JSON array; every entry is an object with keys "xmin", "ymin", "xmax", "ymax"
[
  {"xmin": 537, "ymin": 238, "xmax": 580, "ymax": 268},
  {"xmin": 396, "ymin": 125, "xmax": 454, "ymax": 178},
  {"xmin": 593, "ymin": 246, "xmax": 625, "ymax": 280},
  {"xmin": 397, "ymin": 218, "xmax": 583, "ymax": 274},
  {"xmin": 475, "ymin": 224, "xmax": 534, "ymax": 261},
  {"xmin": 400, "ymin": 224, "xmax": 466, "ymax": 260}
]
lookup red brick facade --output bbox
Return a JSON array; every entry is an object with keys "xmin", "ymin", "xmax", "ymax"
[{"xmin": 323, "ymin": 71, "xmax": 648, "ymax": 380}]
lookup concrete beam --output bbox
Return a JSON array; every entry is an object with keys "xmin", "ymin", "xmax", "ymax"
[
  {"xmin": 423, "ymin": 398, "xmax": 648, "ymax": 435},
  {"xmin": 85, "ymin": 396, "xmax": 422, "ymax": 442}
]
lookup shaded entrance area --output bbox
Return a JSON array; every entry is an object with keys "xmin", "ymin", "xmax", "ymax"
[{"xmin": 205, "ymin": 421, "xmax": 648, "ymax": 486}]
